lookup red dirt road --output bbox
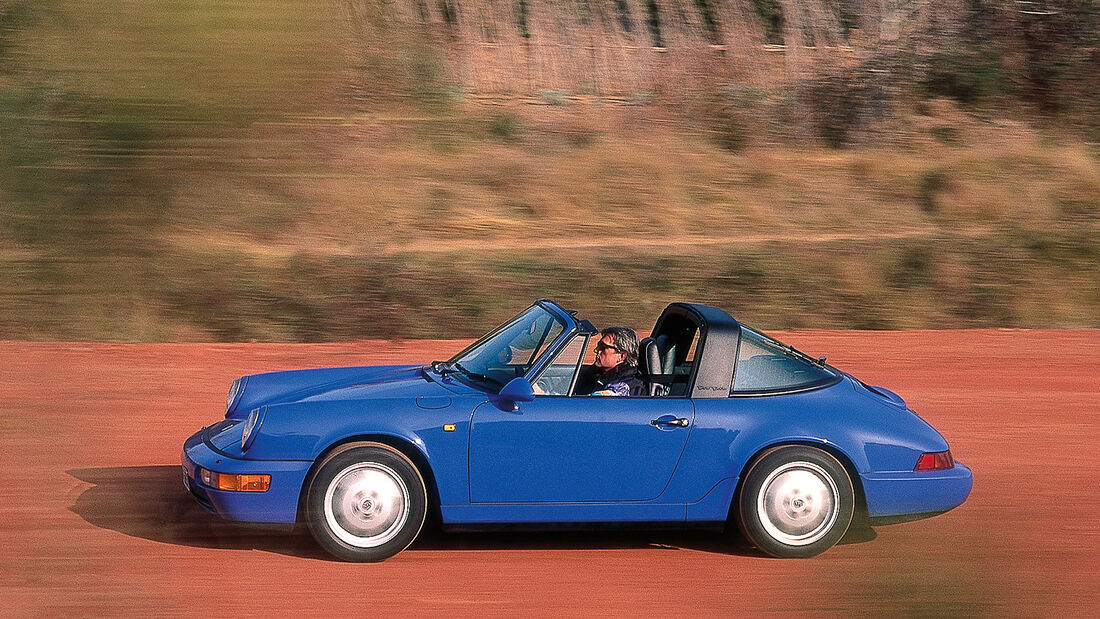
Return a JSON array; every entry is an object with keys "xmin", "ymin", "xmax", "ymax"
[{"xmin": 2, "ymin": 331, "xmax": 1097, "ymax": 616}]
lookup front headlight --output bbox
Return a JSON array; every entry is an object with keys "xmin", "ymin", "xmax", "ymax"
[
  {"xmin": 241, "ymin": 406, "xmax": 266, "ymax": 451},
  {"xmin": 225, "ymin": 377, "xmax": 246, "ymax": 415}
]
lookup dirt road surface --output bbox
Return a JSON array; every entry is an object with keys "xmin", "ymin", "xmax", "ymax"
[{"xmin": 2, "ymin": 331, "xmax": 1097, "ymax": 616}]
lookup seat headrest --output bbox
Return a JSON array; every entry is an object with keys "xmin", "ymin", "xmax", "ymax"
[{"xmin": 655, "ymin": 334, "xmax": 676, "ymax": 373}]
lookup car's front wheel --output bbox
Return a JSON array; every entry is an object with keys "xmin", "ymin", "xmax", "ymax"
[
  {"xmin": 306, "ymin": 443, "xmax": 427, "ymax": 562},
  {"xmin": 735, "ymin": 445, "xmax": 854, "ymax": 558}
]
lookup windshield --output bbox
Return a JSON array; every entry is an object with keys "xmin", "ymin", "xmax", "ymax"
[{"xmin": 445, "ymin": 305, "xmax": 567, "ymax": 389}]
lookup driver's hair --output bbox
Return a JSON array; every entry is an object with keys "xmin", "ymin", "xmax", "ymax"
[{"xmin": 601, "ymin": 326, "xmax": 639, "ymax": 367}]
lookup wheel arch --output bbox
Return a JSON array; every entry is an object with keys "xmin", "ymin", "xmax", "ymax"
[
  {"xmin": 728, "ymin": 440, "xmax": 868, "ymax": 522},
  {"xmin": 296, "ymin": 434, "xmax": 442, "ymax": 526}
]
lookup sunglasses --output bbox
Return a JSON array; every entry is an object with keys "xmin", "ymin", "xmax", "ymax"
[{"xmin": 595, "ymin": 341, "xmax": 624, "ymax": 354}]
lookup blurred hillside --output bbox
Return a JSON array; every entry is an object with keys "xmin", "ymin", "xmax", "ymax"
[{"xmin": 0, "ymin": 0, "xmax": 1097, "ymax": 341}]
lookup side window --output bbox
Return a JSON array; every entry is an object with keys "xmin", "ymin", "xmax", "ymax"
[
  {"xmin": 733, "ymin": 328, "xmax": 835, "ymax": 392},
  {"xmin": 532, "ymin": 336, "xmax": 587, "ymax": 396}
]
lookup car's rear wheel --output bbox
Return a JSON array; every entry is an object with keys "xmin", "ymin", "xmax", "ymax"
[
  {"xmin": 735, "ymin": 445, "xmax": 854, "ymax": 558},
  {"xmin": 306, "ymin": 443, "xmax": 427, "ymax": 562}
]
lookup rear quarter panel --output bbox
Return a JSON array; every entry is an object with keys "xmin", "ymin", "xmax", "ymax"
[{"xmin": 671, "ymin": 378, "xmax": 951, "ymax": 520}]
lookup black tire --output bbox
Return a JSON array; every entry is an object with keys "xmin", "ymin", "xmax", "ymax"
[
  {"xmin": 306, "ymin": 443, "xmax": 427, "ymax": 562},
  {"xmin": 735, "ymin": 445, "xmax": 854, "ymax": 558}
]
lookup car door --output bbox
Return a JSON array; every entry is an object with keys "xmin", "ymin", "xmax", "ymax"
[{"xmin": 468, "ymin": 395, "xmax": 695, "ymax": 503}]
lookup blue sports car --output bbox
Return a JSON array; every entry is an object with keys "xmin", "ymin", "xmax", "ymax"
[{"xmin": 182, "ymin": 300, "xmax": 972, "ymax": 561}]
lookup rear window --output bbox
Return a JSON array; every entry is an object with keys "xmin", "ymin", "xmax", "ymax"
[{"xmin": 732, "ymin": 327, "xmax": 837, "ymax": 393}]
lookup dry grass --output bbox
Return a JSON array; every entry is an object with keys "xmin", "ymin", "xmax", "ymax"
[
  {"xmin": 1, "ymin": 1, "xmax": 1097, "ymax": 340},
  {"xmin": 162, "ymin": 103, "xmax": 1092, "ymax": 253},
  {"xmin": 4, "ymin": 86, "xmax": 1097, "ymax": 340},
  {"xmin": 117, "ymin": 103, "xmax": 1097, "ymax": 340}
]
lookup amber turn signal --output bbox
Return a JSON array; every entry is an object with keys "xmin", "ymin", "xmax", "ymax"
[{"xmin": 200, "ymin": 468, "xmax": 271, "ymax": 492}]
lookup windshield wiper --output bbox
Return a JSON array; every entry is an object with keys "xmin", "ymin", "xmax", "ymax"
[
  {"xmin": 430, "ymin": 360, "xmax": 460, "ymax": 375},
  {"xmin": 452, "ymin": 362, "xmax": 503, "ymax": 387},
  {"xmin": 765, "ymin": 337, "xmax": 828, "ymax": 368},
  {"xmin": 783, "ymin": 344, "xmax": 828, "ymax": 368}
]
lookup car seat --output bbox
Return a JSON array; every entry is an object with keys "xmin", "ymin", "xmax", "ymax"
[{"xmin": 639, "ymin": 335, "xmax": 675, "ymax": 396}]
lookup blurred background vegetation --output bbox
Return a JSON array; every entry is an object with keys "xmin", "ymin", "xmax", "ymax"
[{"xmin": 0, "ymin": 0, "xmax": 1097, "ymax": 341}]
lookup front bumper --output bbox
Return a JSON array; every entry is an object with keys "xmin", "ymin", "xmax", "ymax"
[
  {"xmin": 860, "ymin": 461, "xmax": 973, "ymax": 519},
  {"xmin": 182, "ymin": 428, "xmax": 313, "ymax": 524}
]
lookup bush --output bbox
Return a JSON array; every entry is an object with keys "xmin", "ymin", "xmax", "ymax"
[
  {"xmin": 487, "ymin": 112, "xmax": 521, "ymax": 142},
  {"xmin": 887, "ymin": 247, "xmax": 934, "ymax": 289},
  {"xmin": 804, "ymin": 64, "xmax": 892, "ymax": 148},
  {"xmin": 695, "ymin": 84, "xmax": 767, "ymax": 152},
  {"xmin": 750, "ymin": 0, "xmax": 784, "ymax": 45},
  {"xmin": 922, "ymin": 52, "xmax": 1005, "ymax": 105},
  {"xmin": 916, "ymin": 170, "xmax": 950, "ymax": 214}
]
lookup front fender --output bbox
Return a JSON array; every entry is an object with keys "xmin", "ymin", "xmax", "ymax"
[
  {"xmin": 245, "ymin": 397, "xmax": 477, "ymax": 506},
  {"xmin": 246, "ymin": 399, "xmax": 429, "ymax": 460}
]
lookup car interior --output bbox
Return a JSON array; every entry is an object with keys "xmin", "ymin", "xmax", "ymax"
[{"xmin": 638, "ymin": 313, "xmax": 700, "ymax": 397}]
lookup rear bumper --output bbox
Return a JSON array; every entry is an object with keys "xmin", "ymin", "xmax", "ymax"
[
  {"xmin": 182, "ymin": 428, "xmax": 312, "ymax": 524},
  {"xmin": 860, "ymin": 461, "xmax": 973, "ymax": 519}
]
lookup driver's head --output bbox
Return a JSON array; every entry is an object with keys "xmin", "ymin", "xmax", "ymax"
[{"xmin": 594, "ymin": 326, "xmax": 639, "ymax": 369}]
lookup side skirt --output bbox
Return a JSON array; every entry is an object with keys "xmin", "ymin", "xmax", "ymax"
[{"xmin": 442, "ymin": 521, "xmax": 727, "ymax": 533}]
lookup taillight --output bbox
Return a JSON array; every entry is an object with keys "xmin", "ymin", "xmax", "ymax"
[{"xmin": 914, "ymin": 450, "xmax": 955, "ymax": 471}]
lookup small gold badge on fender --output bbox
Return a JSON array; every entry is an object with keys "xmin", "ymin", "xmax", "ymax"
[{"xmin": 443, "ymin": 424, "xmax": 456, "ymax": 432}]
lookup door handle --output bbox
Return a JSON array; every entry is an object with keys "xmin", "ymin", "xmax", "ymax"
[{"xmin": 650, "ymin": 417, "xmax": 690, "ymax": 428}]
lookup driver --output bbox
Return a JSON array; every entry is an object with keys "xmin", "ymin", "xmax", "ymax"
[{"xmin": 575, "ymin": 326, "xmax": 646, "ymax": 396}]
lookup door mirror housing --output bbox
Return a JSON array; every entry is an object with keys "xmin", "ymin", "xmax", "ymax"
[{"xmin": 493, "ymin": 377, "xmax": 535, "ymax": 411}]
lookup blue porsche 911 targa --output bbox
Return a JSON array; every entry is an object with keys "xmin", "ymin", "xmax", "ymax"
[{"xmin": 183, "ymin": 300, "xmax": 972, "ymax": 561}]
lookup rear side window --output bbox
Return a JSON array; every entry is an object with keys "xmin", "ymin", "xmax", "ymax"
[{"xmin": 732, "ymin": 328, "xmax": 836, "ymax": 393}]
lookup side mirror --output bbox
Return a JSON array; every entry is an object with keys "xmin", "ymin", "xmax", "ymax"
[{"xmin": 493, "ymin": 377, "xmax": 535, "ymax": 411}]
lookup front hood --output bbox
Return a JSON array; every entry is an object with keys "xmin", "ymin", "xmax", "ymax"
[{"xmin": 228, "ymin": 364, "xmax": 449, "ymax": 419}]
